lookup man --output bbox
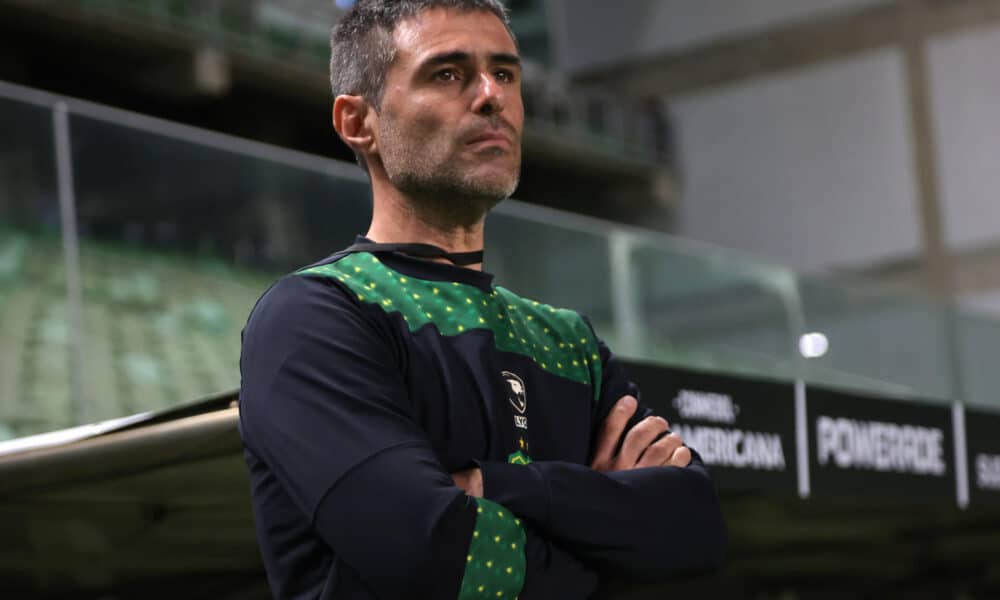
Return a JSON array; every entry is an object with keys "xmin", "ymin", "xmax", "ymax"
[{"xmin": 238, "ymin": 1, "xmax": 726, "ymax": 598}]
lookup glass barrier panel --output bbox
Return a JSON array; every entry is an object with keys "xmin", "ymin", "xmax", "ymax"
[
  {"xmin": 485, "ymin": 211, "xmax": 616, "ymax": 345},
  {"xmin": 629, "ymin": 237, "xmax": 799, "ymax": 379},
  {"xmin": 2, "ymin": 90, "xmax": 990, "ymax": 436},
  {"xmin": 956, "ymin": 310, "xmax": 1000, "ymax": 409},
  {"xmin": 796, "ymin": 276, "xmax": 956, "ymax": 402},
  {"xmin": 68, "ymin": 111, "xmax": 372, "ymax": 422},
  {"xmin": 0, "ymin": 96, "xmax": 71, "ymax": 440}
]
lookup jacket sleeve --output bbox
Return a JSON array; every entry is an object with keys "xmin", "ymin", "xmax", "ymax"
[
  {"xmin": 239, "ymin": 274, "xmax": 595, "ymax": 599},
  {"xmin": 475, "ymin": 333, "xmax": 727, "ymax": 581}
]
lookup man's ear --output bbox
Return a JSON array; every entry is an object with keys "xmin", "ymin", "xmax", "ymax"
[{"xmin": 333, "ymin": 95, "xmax": 377, "ymax": 158}]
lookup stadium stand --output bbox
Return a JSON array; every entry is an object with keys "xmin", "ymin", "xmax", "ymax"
[{"xmin": 0, "ymin": 229, "xmax": 273, "ymax": 440}]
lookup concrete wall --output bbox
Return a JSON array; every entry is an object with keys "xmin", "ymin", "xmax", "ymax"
[
  {"xmin": 926, "ymin": 23, "xmax": 1000, "ymax": 316},
  {"xmin": 928, "ymin": 23, "xmax": 1000, "ymax": 254},
  {"xmin": 669, "ymin": 49, "xmax": 921, "ymax": 271}
]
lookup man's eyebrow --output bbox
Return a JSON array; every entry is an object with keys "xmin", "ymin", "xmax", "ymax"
[
  {"xmin": 420, "ymin": 51, "xmax": 522, "ymax": 69},
  {"xmin": 422, "ymin": 51, "xmax": 472, "ymax": 69},
  {"xmin": 491, "ymin": 53, "xmax": 522, "ymax": 67}
]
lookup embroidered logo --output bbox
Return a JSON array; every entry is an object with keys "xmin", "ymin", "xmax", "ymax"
[
  {"xmin": 502, "ymin": 371, "xmax": 529, "ymax": 431},
  {"xmin": 502, "ymin": 371, "xmax": 527, "ymax": 414}
]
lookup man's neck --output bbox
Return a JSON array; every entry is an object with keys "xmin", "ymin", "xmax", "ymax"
[{"xmin": 366, "ymin": 179, "xmax": 486, "ymax": 270}]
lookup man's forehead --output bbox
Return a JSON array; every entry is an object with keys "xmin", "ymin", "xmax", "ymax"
[{"xmin": 392, "ymin": 7, "xmax": 518, "ymax": 63}]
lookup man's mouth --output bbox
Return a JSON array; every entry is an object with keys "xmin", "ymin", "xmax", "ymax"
[{"xmin": 466, "ymin": 131, "xmax": 512, "ymax": 150}]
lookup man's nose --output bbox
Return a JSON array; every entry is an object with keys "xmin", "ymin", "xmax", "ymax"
[{"xmin": 472, "ymin": 71, "xmax": 504, "ymax": 116}]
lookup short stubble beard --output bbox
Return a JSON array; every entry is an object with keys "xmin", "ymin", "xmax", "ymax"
[{"xmin": 377, "ymin": 116, "xmax": 520, "ymax": 229}]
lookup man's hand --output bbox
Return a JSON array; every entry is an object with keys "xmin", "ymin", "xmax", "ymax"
[
  {"xmin": 590, "ymin": 395, "xmax": 691, "ymax": 473},
  {"xmin": 451, "ymin": 467, "xmax": 483, "ymax": 497}
]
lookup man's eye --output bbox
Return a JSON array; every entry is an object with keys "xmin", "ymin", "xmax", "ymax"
[
  {"xmin": 495, "ymin": 69, "xmax": 516, "ymax": 83},
  {"xmin": 435, "ymin": 69, "xmax": 460, "ymax": 82}
]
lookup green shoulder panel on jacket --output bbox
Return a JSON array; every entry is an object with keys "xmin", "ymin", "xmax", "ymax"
[{"xmin": 297, "ymin": 252, "xmax": 603, "ymax": 399}]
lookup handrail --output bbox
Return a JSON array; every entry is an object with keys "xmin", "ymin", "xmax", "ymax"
[{"xmin": 0, "ymin": 407, "xmax": 241, "ymax": 495}]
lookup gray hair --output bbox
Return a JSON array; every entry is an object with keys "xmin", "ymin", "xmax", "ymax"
[{"xmin": 330, "ymin": 0, "xmax": 515, "ymax": 169}]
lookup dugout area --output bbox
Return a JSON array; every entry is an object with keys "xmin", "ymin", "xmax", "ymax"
[{"xmin": 2, "ymin": 393, "xmax": 1000, "ymax": 599}]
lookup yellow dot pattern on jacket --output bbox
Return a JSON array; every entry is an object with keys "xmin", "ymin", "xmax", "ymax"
[
  {"xmin": 458, "ymin": 498, "xmax": 527, "ymax": 599},
  {"xmin": 298, "ymin": 252, "xmax": 603, "ymax": 402}
]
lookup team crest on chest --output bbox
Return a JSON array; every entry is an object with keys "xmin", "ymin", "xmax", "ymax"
[
  {"xmin": 502, "ymin": 371, "xmax": 526, "ymax": 413},
  {"xmin": 501, "ymin": 371, "xmax": 529, "ymax": 430}
]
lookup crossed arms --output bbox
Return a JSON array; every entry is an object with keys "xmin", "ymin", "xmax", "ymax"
[
  {"xmin": 451, "ymin": 394, "xmax": 725, "ymax": 595},
  {"xmin": 453, "ymin": 394, "xmax": 694, "ymax": 497}
]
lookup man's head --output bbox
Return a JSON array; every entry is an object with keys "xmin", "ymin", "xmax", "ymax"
[{"xmin": 330, "ymin": 0, "xmax": 523, "ymax": 228}]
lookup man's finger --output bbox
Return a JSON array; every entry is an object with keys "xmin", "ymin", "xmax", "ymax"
[
  {"xmin": 618, "ymin": 416, "xmax": 669, "ymax": 468},
  {"xmin": 451, "ymin": 468, "xmax": 484, "ymax": 497},
  {"xmin": 591, "ymin": 395, "xmax": 638, "ymax": 471},
  {"xmin": 636, "ymin": 431, "xmax": 683, "ymax": 468},
  {"xmin": 667, "ymin": 445, "xmax": 692, "ymax": 468},
  {"xmin": 634, "ymin": 439, "xmax": 671, "ymax": 468}
]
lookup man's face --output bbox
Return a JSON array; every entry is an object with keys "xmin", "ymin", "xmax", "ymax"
[{"xmin": 373, "ymin": 8, "xmax": 524, "ymax": 226}]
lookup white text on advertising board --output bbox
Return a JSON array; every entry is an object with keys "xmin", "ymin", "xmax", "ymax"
[
  {"xmin": 674, "ymin": 424, "xmax": 786, "ymax": 470},
  {"xmin": 976, "ymin": 454, "xmax": 1000, "ymax": 490},
  {"xmin": 672, "ymin": 390, "xmax": 739, "ymax": 424},
  {"xmin": 672, "ymin": 389, "xmax": 785, "ymax": 470},
  {"xmin": 816, "ymin": 416, "xmax": 945, "ymax": 476}
]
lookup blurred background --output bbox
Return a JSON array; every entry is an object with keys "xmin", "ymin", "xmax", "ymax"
[{"xmin": 3, "ymin": 0, "xmax": 1000, "ymax": 598}]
